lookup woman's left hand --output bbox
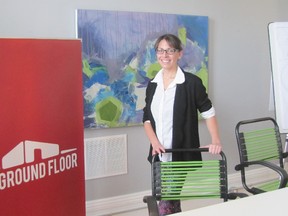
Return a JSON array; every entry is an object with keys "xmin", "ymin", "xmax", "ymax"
[{"xmin": 202, "ymin": 144, "xmax": 222, "ymax": 154}]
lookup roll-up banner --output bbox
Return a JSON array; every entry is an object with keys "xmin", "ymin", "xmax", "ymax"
[{"xmin": 0, "ymin": 38, "xmax": 85, "ymax": 216}]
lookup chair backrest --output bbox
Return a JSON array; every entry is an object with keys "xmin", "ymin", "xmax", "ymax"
[
  {"xmin": 151, "ymin": 148, "xmax": 230, "ymax": 202},
  {"xmin": 235, "ymin": 117, "xmax": 284, "ymax": 168}
]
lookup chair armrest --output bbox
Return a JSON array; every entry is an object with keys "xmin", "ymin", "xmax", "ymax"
[
  {"xmin": 227, "ymin": 192, "xmax": 249, "ymax": 199},
  {"xmin": 235, "ymin": 161, "xmax": 288, "ymax": 188},
  {"xmin": 235, "ymin": 163, "xmax": 246, "ymax": 171},
  {"xmin": 143, "ymin": 196, "xmax": 159, "ymax": 216},
  {"xmin": 283, "ymin": 152, "xmax": 288, "ymax": 158}
]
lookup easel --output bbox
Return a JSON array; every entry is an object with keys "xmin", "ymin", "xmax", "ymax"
[
  {"xmin": 284, "ymin": 134, "xmax": 288, "ymax": 168},
  {"xmin": 268, "ymin": 22, "xmax": 288, "ymax": 169}
]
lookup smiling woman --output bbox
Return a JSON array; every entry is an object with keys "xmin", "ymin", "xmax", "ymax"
[{"xmin": 143, "ymin": 34, "xmax": 222, "ymax": 215}]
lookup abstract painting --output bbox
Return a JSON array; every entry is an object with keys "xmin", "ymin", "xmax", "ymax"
[{"xmin": 76, "ymin": 10, "xmax": 208, "ymax": 128}]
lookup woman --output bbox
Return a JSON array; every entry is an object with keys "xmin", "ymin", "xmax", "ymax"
[{"xmin": 143, "ymin": 34, "xmax": 222, "ymax": 215}]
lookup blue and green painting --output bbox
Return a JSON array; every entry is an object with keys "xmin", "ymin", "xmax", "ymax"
[{"xmin": 77, "ymin": 10, "xmax": 208, "ymax": 128}]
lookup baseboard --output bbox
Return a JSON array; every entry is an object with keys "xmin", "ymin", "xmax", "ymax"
[
  {"xmin": 86, "ymin": 190, "xmax": 149, "ymax": 216},
  {"xmin": 86, "ymin": 167, "xmax": 277, "ymax": 216}
]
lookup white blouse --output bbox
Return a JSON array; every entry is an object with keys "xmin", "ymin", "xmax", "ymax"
[{"xmin": 151, "ymin": 67, "xmax": 184, "ymax": 161}]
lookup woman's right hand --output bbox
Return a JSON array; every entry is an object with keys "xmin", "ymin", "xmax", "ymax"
[{"xmin": 151, "ymin": 141, "xmax": 165, "ymax": 155}]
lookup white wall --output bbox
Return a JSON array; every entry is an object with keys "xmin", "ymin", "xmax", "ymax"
[{"xmin": 1, "ymin": 0, "xmax": 287, "ymax": 202}]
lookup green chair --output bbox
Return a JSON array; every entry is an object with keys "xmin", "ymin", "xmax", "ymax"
[
  {"xmin": 235, "ymin": 117, "xmax": 288, "ymax": 194},
  {"xmin": 143, "ymin": 148, "xmax": 247, "ymax": 216}
]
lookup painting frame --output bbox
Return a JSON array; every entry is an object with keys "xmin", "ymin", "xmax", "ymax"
[{"xmin": 76, "ymin": 10, "xmax": 209, "ymax": 129}]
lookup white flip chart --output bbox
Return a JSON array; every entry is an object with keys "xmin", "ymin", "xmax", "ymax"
[{"xmin": 268, "ymin": 22, "xmax": 288, "ymax": 133}]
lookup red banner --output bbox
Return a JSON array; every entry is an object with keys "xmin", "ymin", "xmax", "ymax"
[{"xmin": 0, "ymin": 39, "xmax": 85, "ymax": 216}]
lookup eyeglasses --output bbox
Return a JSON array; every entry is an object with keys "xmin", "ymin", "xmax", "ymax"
[{"xmin": 155, "ymin": 48, "xmax": 178, "ymax": 55}]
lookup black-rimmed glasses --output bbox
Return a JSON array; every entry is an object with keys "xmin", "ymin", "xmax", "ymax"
[{"xmin": 155, "ymin": 48, "xmax": 178, "ymax": 55}]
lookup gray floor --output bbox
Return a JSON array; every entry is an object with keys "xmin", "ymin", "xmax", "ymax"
[
  {"xmin": 113, "ymin": 198, "xmax": 224, "ymax": 216},
  {"xmin": 112, "ymin": 186, "xmax": 253, "ymax": 216}
]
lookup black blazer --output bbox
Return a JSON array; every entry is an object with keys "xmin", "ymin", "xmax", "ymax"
[{"xmin": 143, "ymin": 72, "xmax": 213, "ymax": 162}]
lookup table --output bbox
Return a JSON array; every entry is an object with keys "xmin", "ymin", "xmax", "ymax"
[{"xmin": 174, "ymin": 187, "xmax": 288, "ymax": 216}]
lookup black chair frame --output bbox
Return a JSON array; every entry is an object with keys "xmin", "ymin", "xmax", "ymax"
[
  {"xmin": 144, "ymin": 148, "xmax": 247, "ymax": 216},
  {"xmin": 235, "ymin": 117, "xmax": 288, "ymax": 194}
]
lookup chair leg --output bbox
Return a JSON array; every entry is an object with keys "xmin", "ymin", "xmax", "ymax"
[{"xmin": 143, "ymin": 196, "xmax": 159, "ymax": 216}]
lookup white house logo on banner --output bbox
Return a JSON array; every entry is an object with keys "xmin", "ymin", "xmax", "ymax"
[{"xmin": 0, "ymin": 140, "xmax": 78, "ymax": 190}]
